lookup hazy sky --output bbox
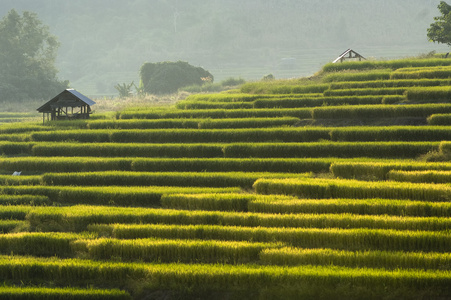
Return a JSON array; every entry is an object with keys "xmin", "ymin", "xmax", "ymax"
[{"xmin": 0, "ymin": 0, "xmax": 449, "ymax": 95}]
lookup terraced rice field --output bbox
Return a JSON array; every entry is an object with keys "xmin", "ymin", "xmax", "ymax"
[{"xmin": 2, "ymin": 57, "xmax": 451, "ymax": 299}]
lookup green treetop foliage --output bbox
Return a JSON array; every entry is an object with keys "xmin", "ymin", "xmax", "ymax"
[
  {"xmin": 427, "ymin": 1, "xmax": 451, "ymax": 47},
  {"xmin": 140, "ymin": 61, "xmax": 213, "ymax": 95},
  {"xmin": 0, "ymin": 9, "xmax": 68, "ymax": 101}
]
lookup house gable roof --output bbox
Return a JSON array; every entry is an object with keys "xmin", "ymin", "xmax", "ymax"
[
  {"xmin": 37, "ymin": 89, "xmax": 96, "ymax": 113},
  {"xmin": 333, "ymin": 49, "xmax": 366, "ymax": 63}
]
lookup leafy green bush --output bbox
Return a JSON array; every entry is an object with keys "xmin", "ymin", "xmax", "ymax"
[
  {"xmin": 221, "ymin": 77, "xmax": 246, "ymax": 86},
  {"xmin": 140, "ymin": 61, "xmax": 213, "ymax": 94}
]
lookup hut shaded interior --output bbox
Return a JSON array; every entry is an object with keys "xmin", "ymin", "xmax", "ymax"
[{"xmin": 37, "ymin": 89, "xmax": 96, "ymax": 122}]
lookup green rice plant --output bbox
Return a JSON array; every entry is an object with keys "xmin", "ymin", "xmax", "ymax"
[
  {"xmin": 322, "ymin": 70, "xmax": 392, "ymax": 82},
  {"xmin": 329, "ymin": 126, "xmax": 451, "ymax": 142},
  {"xmin": 330, "ymin": 161, "xmax": 451, "ymax": 180},
  {"xmin": 185, "ymin": 93, "xmax": 323, "ymax": 102},
  {"xmin": 45, "ymin": 119, "xmax": 89, "ymax": 128},
  {"xmin": 108, "ymin": 128, "xmax": 332, "ymax": 144},
  {"xmin": 176, "ymin": 101, "xmax": 254, "ymax": 110},
  {"xmin": 0, "ymin": 123, "xmax": 52, "ymax": 134},
  {"xmin": 0, "ymin": 205, "xmax": 34, "ymax": 220},
  {"xmin": 24, "ymin": 205, "xmax": 253, "ymax": 232},
  {"xmin": 382, "ymin": 95, "xmax": 404, "ymax": 104},
  {"xmin": 0, "ymin": 175, "xmax": 40, "ymax": 186},
  {"xmin": 0, "ymin": 220, "xmax": 26, "ymax": 233},
  {"xmin": 0, "ymin": 254, "xmax": 148, "ymax": 287},
  {"xmin": 281, "ymin": 84, "xmax": 330, "ymax": 94},
  {"xmin": 0, "ymin": 112, "xmax": 36, "ymax": 119},
  {"xmin": 328, "ymin": 78, "xmax": 451, "ymax": 89},
  {"xmin": 1, "ymin": 255, "xmax": 450, "ymax": 299},
  {"xmin": 323, "ymin": 87, "xmax": 406, "ymax": 97},
  {"xmin": 41, "ymin": 171, "xmax": 310, "ymax": 188},
  {"xmin": 260, "ymin": 247, "xmax": 451, "ymax": 270},
  {"xmin": 405, "ymin": 86, "xmax": 451, "ymax": 102},
  {"xmin": 390, "ymin": 66, "xmax": 451, "ymax": 79},
  {"xmin": 311, "ymin": 103, "xmax": 451, "ymax": 119},
  {"xmin": 0, "ymin": 157, "xmax": 134, "ymax": 172},
  {"xmin": 439, "ymin": 141, "xmax": 451, "ymax": 155},
  {"xmin": 61, "ymin": 117, "xmax": 300, "ymax": 130},
  {"xmin": 427, "ymin": 114, "xmax": 451, "ymax": 125},
  {"xmin": 240, "ymin": 81, "xmax": 329, "ymax": 94},
  {"xmin": 0, "ymin": 133, "xmax": 35, "ymax": 142},
  {"xmin": 77, "ymin": 237, "xmax": 280, "ymax": 264},
  {"xmin": 184, "ymin": 93, "xmax": 273, "ymax": 102},
  {"xmin": 0, "ymin": 141, "xmax": 34, "ymax": 155},
  {"xmin": 253, "ymin": 177, "xmax": 451, "ymax": 202},
  {"xmin": 254, "ymin": 178, "xmax": 451, "ymax": 202},
  {"xmin": 87, "ymin": 119, "xmax": 199, "ymax": 129},
  {"xmin": 0, "ymin": 195, "xmax": 49, "ymax": 206},
  {"xmin": 0, "ymin": 186, "xmax": 240, "ymax": 211},
  {"xmin": 388, "ymin": 170, "xmax": 451, "ymax": 184},
  {"xmin": 117, "ymin": 107, "xmax": 313, "ymax": 120},
  {"xmin": 322, "ymin": 58, "xmax": 451, "ymax": 72},
  {"xmin": 248, "ymin": 198, "xmax": 451, "ymax": 217},
  {"xmin": 31, "ymin": 128, "xmax": 333, "ymax": 144},
  {"xmin": 27, "ymin": 204, "xmax": 451, "ymax": 232},
  {"xmin": 0, "ymin": 286, "xmax": 131, "ymax": 300},
  {"xmin": 252, "ymin": 96, "xmax": 399, "ymax": 108},
  {"xmin": 0, "ymin": 232, "xmax": 83, "ymax": 257},
  {"xmin": 161, "ymin": 193, "xmax": 296, "ymax": 212},
  {"xmin": 197, "ymin": 117, "xmax": 300, "ymax": 129},
  {"xmin": 32, "ymin": 143, "xmax": 224, "ymax": 158},
  {"xmin": 0, "ymin": 157, "xmax": 335, "ymax": 174},
  {"xmin": 94, "ymin": 223, "xmax": 451, "ymax": 252},
  {"xmin": 223, "ymin": 142, "xmax": 438, "ymax": 159},
  {"xmin": 30, "ymin": 131, "xmax": 111, "ymax": 143},
  {"xmin": 131, "ymin": 157, "xmax": 335, "ymax": 173}
]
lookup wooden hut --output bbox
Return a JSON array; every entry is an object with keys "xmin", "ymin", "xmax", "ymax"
[
  {"xmin": 333, "ymin": 49, "xmax": 366, "ymax": 63},
  {"xmin": 37, "ymin": 89, "xmax": 95, "ymax": 123}
]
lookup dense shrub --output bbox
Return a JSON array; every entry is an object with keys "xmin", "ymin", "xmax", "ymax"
[{"xmin": 140, "ymin": 61, "xmax": 213, "ymax": 94}]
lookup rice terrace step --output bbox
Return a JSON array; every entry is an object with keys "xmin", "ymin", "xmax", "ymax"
[{"xmin": 3, "ymin": 53, "xmax": 451, "ymax": 299}]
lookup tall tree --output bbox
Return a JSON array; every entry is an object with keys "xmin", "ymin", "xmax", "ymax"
[
  {"xmin": 0, "ymin": 9, "xmax": 68, "ymax": 101},
  {"xmin": 427, "ymin": 1, "xmax": 451, "ymax": 47}
]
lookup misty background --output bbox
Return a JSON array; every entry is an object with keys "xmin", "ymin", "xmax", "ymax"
[{"xmin": 0, "ymin": 0, "xmax": 449, "ymax": 96}]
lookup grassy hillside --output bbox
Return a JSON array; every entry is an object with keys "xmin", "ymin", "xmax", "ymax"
[{"xmin": 1, "ymin": 57, "xmax": 451, "ymax": 299}]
